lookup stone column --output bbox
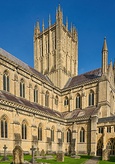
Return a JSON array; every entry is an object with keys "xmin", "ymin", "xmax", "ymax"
[
  {"xmin": 90, "ymin": 116, "xmax": 98, "ymax": 156},
  {"xmin": 69, "ymin": 91, "xmax": 73, "ymax": 111},
  {"xmin": 103, "ymin": 126, "xmax": 107, "ymax": 150},
  {"xmin": 41, "ymin": 85, "xmax": 45, "ymax": 106}
]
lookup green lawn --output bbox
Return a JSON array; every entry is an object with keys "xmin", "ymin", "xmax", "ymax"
[
  {"xmin": 36, "ymin": 155, "xmax": 90, "ymax": 164},
  {"xmin": 0, "ymin": 155, "xmax": 90, "ymax": 164},
  {"xmin": 0, "ymin": 155, "xmax": 115, "ymax": 164}
]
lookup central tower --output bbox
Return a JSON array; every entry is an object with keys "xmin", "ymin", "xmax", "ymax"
[{"xmin": 34, "ymin": 5, "xmax": 78, "ymax": 89}]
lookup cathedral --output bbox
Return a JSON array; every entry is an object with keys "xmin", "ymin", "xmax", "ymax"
[{"xmin": 0, "ymin": 5, "xmax": 115, "ymax": 156}]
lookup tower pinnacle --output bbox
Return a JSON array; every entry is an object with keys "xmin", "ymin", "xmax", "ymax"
[
  {"xmin": 42, "ymin": 19, "xmax": 44, "ymax": 31},
  {"xmin": 34, "ymin": 20, "xmax": 40, "ymax": 39},
  {"xmin": 102, "ymin": 37, "xmax": 108, "ymax": 52},
  {"xmin": 48, "ymin": 14, "xmax": 51, "ymax": 27},
  {"xmin": 58, "ymin": 4, "xmax": 61, "ymax": 12},
  {"xmin": 56, "ymin": 4, "xmax": 63, "ymax": 24},
  {"xmin": 102, "ymin": 37, "xmax": 108, "ymax": 74},
  {"xmin": 36, "ymin": 21, "xmax": 40, "ymax": 30}
]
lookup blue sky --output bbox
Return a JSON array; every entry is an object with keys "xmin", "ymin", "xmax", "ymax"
[{"xmin": 0, "ymin": 0, "xmax": 115, "ymax": 74}]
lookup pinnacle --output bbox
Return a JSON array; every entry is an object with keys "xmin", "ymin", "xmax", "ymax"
[{"xmin": 102, "ymin": 37, "xmax": 108, "ymax": 51}]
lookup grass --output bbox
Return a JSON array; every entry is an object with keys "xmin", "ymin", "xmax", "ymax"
[
  {"xmin": 0, "ymin": 155, "xmax": 90, "ymax": 164},
  {"xmin": 36, "ymin": 155, "xmax": 90, "ymax": 164},
  {"xmin": 0, "ymin": 155, "xmax": 115, "ymax": 164}
]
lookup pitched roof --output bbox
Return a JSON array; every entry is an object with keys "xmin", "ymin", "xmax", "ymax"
[
  {"xmin": 0, "ymin": 90, "xmax": 62, "ymax": 120},
  {"xmin": 0, "ymin": 48, "xmax": 53, "ymax": 86},
  {"xmin": 63, "ymin": 106, "xmax": 98, "ymax": 121},
  {"xmin": 64, "ymin": 68, "xmax": 101, "ymax": 88},
  {"xmin": 0, "ymin": 48, "xmax": 30, "ymax": 70},
  {"xmin": 0, "ymin": 90, "xmax": 98, "ymax": 121}
]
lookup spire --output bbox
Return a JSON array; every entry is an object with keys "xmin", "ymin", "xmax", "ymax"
[
  {"xmin": 102, "ymin": 37, "xmax": 108, "ymax": 74},
  {"xmin": 102, "ymin": 37, "xmax": 108, "ymax": 52},
  {"xmin": 48, "ymin": 14, "xmax": 51, "ymax": 27},
  {"xmin": 42, "ymin": 19, "xmax": 44, "ymax": 31}
]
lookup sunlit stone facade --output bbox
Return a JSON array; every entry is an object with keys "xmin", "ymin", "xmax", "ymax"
[{"xmin": 0, "ymin": 6, "xmax": 115, "ymax": 156}]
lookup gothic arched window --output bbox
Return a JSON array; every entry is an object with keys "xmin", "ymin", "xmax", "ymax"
[
  {"xmin": 97, "ymin": 138, "xmax": 103, "ymax": 156},
  {"xmin": 80, "ymin": 127, "xmax": 85, "ymax": 143},
  {"xmin": 106, "ymin": 138, "xmax": 115, "ymax": 155},
  {"xmin": 34, "ymin": 86, "xmax": 38, "ymax": 103},
  {"xmin": 45, "ymin": 91, "xmax": 49, "ymax": 107},
  {"xmin": 22, "ymin": 121, "xmax": 27, "ymax": 139},
  {"xmin": 3, "ymin": 71, "xmax": 9, "ymax": 92},
  {"xmin": 1, "ymin": 117, "xmax": 8, "ymax": 138},
  {"xmin": 20, "ymin": 79, "xmax": 25, "ymax": 98},
  {"xmin": 89, "ymin": 90, "xmax": 94, "ymax": 106},
  {"xmin": 76, "ymin": 94, "xmax": 81, "ymax": 108},
  {"xmin": 38, "ymin": 123, "xmax": 42, "ymax": 141},
  {"xmin": 67, "ymin": 129, "xmax": 71, "ymax": 143},
  {"xmin": 64, "ymin": 96, "xmax": 69, "ymax": 106}
]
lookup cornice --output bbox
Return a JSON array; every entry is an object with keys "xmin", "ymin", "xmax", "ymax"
[
  {"xmin": 0, "ymin": 97, "xmax": 92, "ymax": 125},
  {"xmin": 0, "ymin": 98, "xmax": 66, "ymax": 124}
]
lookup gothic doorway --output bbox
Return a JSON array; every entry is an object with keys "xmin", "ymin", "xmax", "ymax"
[
  {"xmin": 97, "ymin": 137, "xmax": 103, "ymax": 156},
  {"xmin": 106, "ymin": 138, "xmax": 115, "ymax": 155}
]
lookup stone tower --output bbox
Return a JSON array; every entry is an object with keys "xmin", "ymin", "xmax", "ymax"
[{"xmin": 34, "ymin": 5, "xmax": 78, "ymax": 89}]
